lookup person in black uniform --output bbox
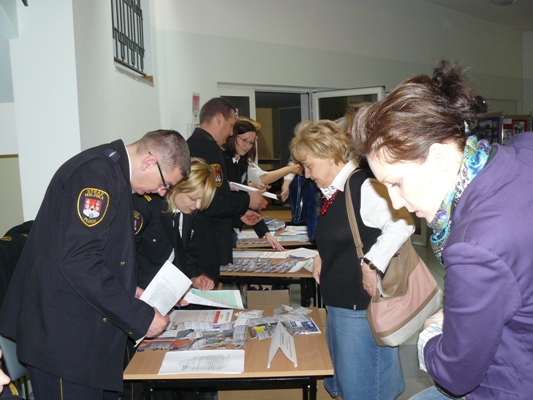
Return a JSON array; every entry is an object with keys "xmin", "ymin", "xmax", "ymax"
[
  {"xmin": 0, "ymin": 130, "xmax": 190, "ymax": 400},
  {"xmin": 132, "ymin": 157, "xmax": 217, "ymax": 290},
  {"xmin": 124, "ymin": 158, "xmax": 216, "ymax": 400},
  {"xmin": 223, "ymin": 119, "xmax": 284, "ymax": 251},
  {"xmin": 0, "ymin": 221, "xmax": 33, "ymax": 311},
  {"xmin": 187, "ymin": 98, "xmax": 267, "ymax": 284}
]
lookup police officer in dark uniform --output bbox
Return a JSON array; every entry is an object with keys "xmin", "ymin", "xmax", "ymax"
[
  {"xmin": 132, "ymin": 158, "xmax": 216, "ymax": 290},
  {"xmin": 0, "ymin": 221, "xmax": 33, "ymax": 311},
  {"xmin": 187, "ymin": 98, "xmax": 268, "ymax": 284},
  {"xmin": 0, "ymin": 130, "xmax": 190, "ymax": 399}
]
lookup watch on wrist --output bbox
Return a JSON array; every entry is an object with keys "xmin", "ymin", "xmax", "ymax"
[{"xmin": 361, "ymin": 257, "xmax": 384, "ymax": 278}]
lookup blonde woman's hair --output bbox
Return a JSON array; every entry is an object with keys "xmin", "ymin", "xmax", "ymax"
[
  {"xmin": 165, "ymin": 157, "xmax": 216, "ymax": 212},
  {"xmin": 290, "ymin": 120, "xmax": 351, "ymax": 165}
]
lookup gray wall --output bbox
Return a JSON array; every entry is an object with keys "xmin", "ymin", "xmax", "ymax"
[{"xmin": 0, "ymin": 0, "xmax": 531, "ymax": 233}]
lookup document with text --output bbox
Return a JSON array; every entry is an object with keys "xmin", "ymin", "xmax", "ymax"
[
  {"xmin": 140, "ymin": 260, "xmax": 192, "ymax": 315},
  {"xmin": 159, "ymin": 349, "xmax": 245, "ymax": 374}
]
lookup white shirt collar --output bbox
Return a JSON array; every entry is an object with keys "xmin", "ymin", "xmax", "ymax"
[{"xmin": 319, "ymin": 160, "xmax": 357, "ymax": 199}]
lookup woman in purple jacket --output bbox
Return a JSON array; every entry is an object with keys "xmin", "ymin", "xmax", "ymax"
[{"xmin": 352, "ymin": 60, "xmax": 533, "ymax": 399}]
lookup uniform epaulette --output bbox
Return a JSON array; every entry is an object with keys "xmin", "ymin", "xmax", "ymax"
[
  {"xmin": 102, "ymin": 148, "xmax": 121, "ymax": 163},
  {"xmin": 143, "ymin": 194, "xmax": 152, "ymax": 201}
]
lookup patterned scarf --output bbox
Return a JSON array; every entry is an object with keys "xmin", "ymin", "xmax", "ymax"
[{"xmin": 429, "ymin": 135, "xmax": 491, "ymax": 264}]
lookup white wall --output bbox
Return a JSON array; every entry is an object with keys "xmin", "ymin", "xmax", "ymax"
[
  {"xmin": 10, "ymin": 0, "xmax": 81, "ymax": 220},
  {"xmin": 523, "ymin": 32, "xmax": 533, "ymax": 116},
  {"xmin": 5, "ymin": 0, "xmax": 162, "ymax": 223},
  {"xmin": 152, "ymin": 0, "xmax": 526, "ymax": 136},
  {"xmin": 71, "ymin": 1, "xmax": 161, "ymax": 149},
  {"xmin": 1, "ymin": 0, "xmax": 531, "ymax": 229}
]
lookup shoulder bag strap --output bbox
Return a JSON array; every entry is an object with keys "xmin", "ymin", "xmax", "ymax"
[{"xmin": 345, "ymin": 170, "xmax": 365, "ymax": 260}]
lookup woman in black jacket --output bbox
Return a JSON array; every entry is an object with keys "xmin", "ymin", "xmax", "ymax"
[
  {"xmin": 223, "ymin": 119, "xmax": 284, "ymax": 251},
  {"xmin": 133, "ymin": 157, "xmax": 217, "ymax": 290}
]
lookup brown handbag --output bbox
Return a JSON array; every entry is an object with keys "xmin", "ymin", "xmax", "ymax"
[{"xmin": 345, "ymin": 170, "xmax": 443, "ymax": 347}]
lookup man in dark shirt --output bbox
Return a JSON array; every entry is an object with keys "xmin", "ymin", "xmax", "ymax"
[{"xmin": 187, "ymin": 98, "xmax": 267, "ymax": 283}]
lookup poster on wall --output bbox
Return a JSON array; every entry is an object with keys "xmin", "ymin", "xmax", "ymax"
[
  {"xmin": 192, "ymin": 93, "xmax": 200, "ymax": 124},
  {"xmin": 478, "ymin": 114, "xmax": 501, "ymax": 144},
  {"xmin": 502, "ymin": 116, "xmax": 529, "ymax": 145}
]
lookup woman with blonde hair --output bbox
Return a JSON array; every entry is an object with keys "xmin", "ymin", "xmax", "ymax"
[
  {"xmin": 133, "ymin": 157, "xmax": 217, "ymax": 290},
  {"xmin": 290, "ymin": 120, "xmax": 414, "ymax": 400}
]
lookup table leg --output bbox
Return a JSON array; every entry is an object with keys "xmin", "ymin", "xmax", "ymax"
[
  {"xmin": 303, "ymin": 376, "xmax": 318, "ymax": 400},
  {"xmin": 300, "ymin": 278, "xmax": 315, "ymax": 307},
  {"xmin": 142, "ymin": 380, "xmax": 152, "ymax": 400}
]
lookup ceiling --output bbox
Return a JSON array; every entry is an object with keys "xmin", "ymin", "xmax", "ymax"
[{"xmin": 423, "ymin": 0, "xmax": 533, "ymax": 32}]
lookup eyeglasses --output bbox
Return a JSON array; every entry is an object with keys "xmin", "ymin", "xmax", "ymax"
[
  {"xmin": 237, "ymin": 136, "xmax": 256, "ymax": 147},
  {"xmin": 148, "ymin": 151, "xmax": 170, "ymax": 190}
]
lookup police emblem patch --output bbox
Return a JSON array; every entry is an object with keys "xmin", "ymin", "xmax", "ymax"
[
  {"xmin": 77, "ymin": 188, "xmax": 110, "ymax": 227},
  {"xmin": 133, "ymin": 210, "xmax": 144, "ymax": 235},
  {"xmin": 210, "ymin": 164, "xmax": 223, "ymax": 187}
]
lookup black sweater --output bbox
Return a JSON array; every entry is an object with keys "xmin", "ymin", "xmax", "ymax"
[
  {"xmin": 314, "ymin": 170, "xmax": 381, "ymax": 310},
  {"xmin": 223, "ymin": 151, "xmax": 269, "ymax": 238}
]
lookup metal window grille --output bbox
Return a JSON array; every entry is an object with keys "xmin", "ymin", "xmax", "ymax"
[{"xmin": 111, "ymin": 0, "xmax": 145, "ymax": 76}]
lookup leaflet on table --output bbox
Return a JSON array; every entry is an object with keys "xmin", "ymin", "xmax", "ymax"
[
  {"xmin": 184, "ymin": 289, "xmax": 245, "ymax": 309},
  {"xmin": 158, "ymin": 349, "xmax": 245, "ymax": 375},
  {"xmin": 168, "ymin": 309, "xmax": 234, "ymax": 328},
  {"xmin": 280, "ymin": 226, "xmax": 309, "ymax": 236},
  {"xmin": 248, "ymin": 313, "xmax": 321, "ymax": 340},
  {"xmin": 233, "ymin": 248, "xmax": 318, "ymax": 259},
  {"xmin": 139, "ymin": 260, "xmax": 192, "ymax": 315},
  {"xmin": 267, "ymin": 322, "xmax": 297, "ymax": 368},
  {"xmin": 229, "ymin": 181, "xmax": 278, "ymax": 200}
]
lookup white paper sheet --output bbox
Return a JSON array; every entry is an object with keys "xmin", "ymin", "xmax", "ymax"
[
  {"xmin": 267, "ymin": 322, "xmax": 297, "ymax": 368},
  {"xmin": 159, "ymin": 349, "xmax": 245, "ymax": 374},
  {"xmin": 168, "ymin": 309, "xmax": 234, "ymax": 329},
  {"xmin": 184, "ymin": 289, "xmax": 245, "ymax": 309},
  {"xmin": 229, "ymin": 181, "xmax": 278, "ymax": 200},
  {"xmin": 139, "ymin": 260, "xmax": 192, "ymax": 315}
]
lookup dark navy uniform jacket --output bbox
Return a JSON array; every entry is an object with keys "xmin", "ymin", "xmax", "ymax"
[
  {"xmin": 223, "ymin": 151, "xmax": 269, "ymax": 238},
  {"xmin": 132, "ymin": 193, "xmax": 197, "ymax": 289},
  {"xmin": 187, "ymin": 128, "xmax": 249, "ymax": 282},
  {"xmin": 0, "ymin": 140, "xmax": 154, "ymax": 391},
  {"xmin": 0, "ymin": 234, "xmax": 28, "ymax": 310}
]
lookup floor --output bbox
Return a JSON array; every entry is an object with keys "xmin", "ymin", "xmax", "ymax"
[{"xmin": 289, "ymin": 243, "xmax": 443, "ymax": 400}]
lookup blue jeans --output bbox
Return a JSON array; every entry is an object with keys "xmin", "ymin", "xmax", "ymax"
[
  {"xmin": 324, "ymin": 306, "xmax": 405, "ymax": 400},
  {"xmin": 409, "ymin": 385, "xmax": 465, "ymax": 400}
]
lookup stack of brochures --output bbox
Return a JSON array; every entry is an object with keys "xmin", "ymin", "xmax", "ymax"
[
  {"xmin": 248, "ymin": 312, "xmax": 320, "ymax": 340},
  {"xmin": 265, "ymin": 218, "xmax": 285, "ymax": 233}
]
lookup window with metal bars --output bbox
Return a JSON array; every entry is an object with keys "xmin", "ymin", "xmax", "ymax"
[{"xmin": 111, "ymin": 0, "xmax": 147, "ymax": 78}]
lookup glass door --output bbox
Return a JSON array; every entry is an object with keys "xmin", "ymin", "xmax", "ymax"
[{"xmin": 311, "ymin": 87, "xmax": 385, "ymax": 122}]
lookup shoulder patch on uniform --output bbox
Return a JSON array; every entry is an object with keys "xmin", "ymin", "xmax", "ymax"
[
  {"xmin": 143, "ymin": 194, "xmax": 152, "ymax": 202},
  {"xmin": 77, "ymin": 188, "xmax": 110, "ymax": 227},
  {"xmin": 102, "ymin": 148, "xmax": 121, "ymax": 163},
  {"xmin": 133, "ymin": 210, "xmax": 144, "ymax": 235},
  {"xmin": 210, "ymin": 164, "xmax": 223, "ymax": 187}
]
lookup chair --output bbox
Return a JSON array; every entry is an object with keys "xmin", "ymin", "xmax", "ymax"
[{"xmin": 0, "ymin": 335, "xmax": 29, "ymax": 399}]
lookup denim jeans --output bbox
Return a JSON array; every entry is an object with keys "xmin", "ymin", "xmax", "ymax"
[{"xmin": 324, "ymin": 306, "xmax": 405, "ymax": 400}]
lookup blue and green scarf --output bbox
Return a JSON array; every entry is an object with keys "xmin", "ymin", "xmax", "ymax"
[{"xmin": 429, "ymin": 135, "xmax": 491, "ymax": 264}]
